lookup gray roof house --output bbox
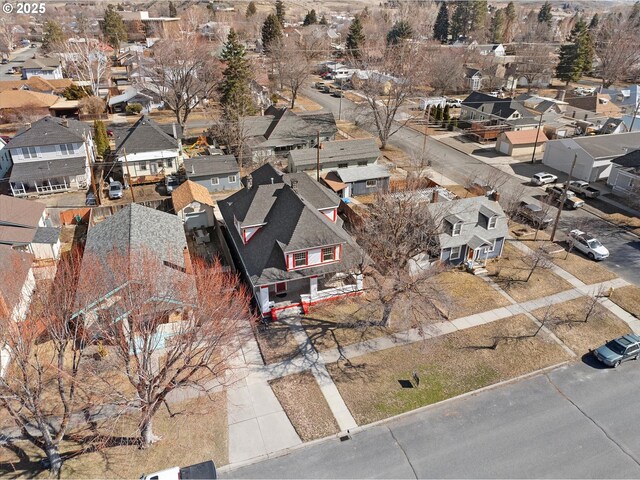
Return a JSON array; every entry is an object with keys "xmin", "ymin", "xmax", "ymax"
[
  {"xmin": 218, "ymin": 163, "xmax": 364, "ymax": 319},
  {"xmin": 113, "ymin": 115, "xmax": 183, "ymax": 180},
  {"xmin": 241, "ymin": 106, "xmax": 338, "ymax": 161},
  {"xmin": 7, "ymin": 117, "xmax": 95, "ymax": 197},
  {"xmin": 287, "ymin": 138, "xmax": 380, "ymax": 173},
  {"xmin": 21, "ymin": 57, "xmax": 64, "ymax": 80},
  {"xmin": 326, "ymin": 164, "xmax": 391, "ymax": 198},
  {"xmin": 607, "ymin": 149, "xmax": 640, "ymax": 199},
  {"xmin": 75, "ymin": 203, "xmax": 195, "ymax": 336},
  {"xmin": 542, "ymin": 131, "xmax": 640, "ymax": 182},
  {"xmin": 461, "ymin": 91, "xmax": 537, "ymax": 127},
  {"xmin": 184, "ymin": 155, "xmax": 240, "ymax": 193},
  {"xmin": 427, "ymin": 196, "xmax": 508, "ymax": 269}
]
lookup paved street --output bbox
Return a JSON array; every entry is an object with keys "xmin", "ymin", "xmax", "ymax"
[
  {"xmin": 222, "ymin": 361, "xmax": 640, "ymax": 479},
  {"xmin": 302, "ymin": 86, "xmax": 640, "ymax": 286},
  {"xmin": 0, "ymin": 46, "xmax": 39, "ymax": 81}
]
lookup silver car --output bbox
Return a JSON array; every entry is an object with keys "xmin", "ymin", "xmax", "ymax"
[
  {"xmin": 531, "ymin": 172, "xmax": 558, "ymax": 186},
  {"xmin": 108, "ymin": 181, "xmax": 123, "ymax": 200}
]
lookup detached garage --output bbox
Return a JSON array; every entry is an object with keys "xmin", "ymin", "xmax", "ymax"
[
  {"xmin": 495, "ymin": 129, "xmax": 548, "ymax": 157},
  {"xmin": 171, "ymin": 180, "xmax": 216, "ymax": 231}
]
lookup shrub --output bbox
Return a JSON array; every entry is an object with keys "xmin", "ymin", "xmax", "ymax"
[{"xmin": 125, "ymin": 103, "xmax": 143, "ymax": 115}]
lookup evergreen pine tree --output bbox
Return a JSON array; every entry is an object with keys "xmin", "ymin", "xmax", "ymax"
[
  {"xmin": 503, "ymin": 1, "xmax": 516, "ymax": 42},
  {"xmin": 450, "ymin": 2, "xmax": 471, "ymax": 40},
  {"xmin": 470, "ymin": 0, "xmax": 488, "ymax": 33},
  {"xmin": 443, "ymin": 104, "xmax": 451, "ymax": 124},
  {"xmin": 303, "ymin": 9, "xmax": 318, "ymax": 26},
  {"xmin": 319, "ymin": 15, "xmax": 328, "ymax": 25},
  {"xmin": 346, "ymin": 15, "xmax": 365, "ymax": 59},
  {"xmin": 93, "ymin": 120, "xmax": 109, "ymax": 158},
  {"xmin": 489, "ymin": 9, "xmax": 504, "ymax": 43},
  {"xmin": 275, "ymin": 0, "xmax": 285, "ymax": 25},
  {"xmin": 386, "ymin": 20, "xmax": 413, "ymax": 46},
  {"xmin": 538, "ymin": 1, "xmax": 552, "ymax": 26},
  {"xmin": 42, "ymin": 20, "xmax": 64, "ymax": 53},
  {"xmin": 555, "ymin": 19, "xmax": 592, "ymax": 84},
  {"xmin": 102, "ymin": 5, "xmax": 127, "ymax": 50},
  {"xmin": 261, "ymin": 14, "xmax": 283, "ymax": 54},
  {"xmin": 246, "ymin": 1, "xmax": 257, "ymax": 17},
  {"xmin": 220, "ymin": 29, "xmax": 255, "ymax": 117},
  {"xmin": 588, "ymin": 13, "xmax": 599, "ymax": 30},
  {"xmin": 630, "ymin": 1, "xmax": 640, "ymax": 21},
  {"xmin": 435, "ymin": 105, "xmax": 443, "ymax": 122},
  {"xmin": 433, "ymin": 2, "xmax": 450, "ymax": 43},
  {"xmin": 168, "ymin": 1, "xmax": 177, "ymax": 18}
]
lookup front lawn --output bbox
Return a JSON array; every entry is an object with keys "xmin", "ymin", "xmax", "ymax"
[
  {"xmin": 327, "ymin": 315, "xmax": 570, "ymax": 425},
  {"xmin": 550, "ymin": 249, "xmax": 618, "ymax": 285},
  {"xmin": 434, "ymin": 270, "xmax": 511, "ymax": 319},
  {"xmin": 610, "ymin": 285, "xmax": 640, "ymax": 318},
  {"xmin": 254, "ymin": 320, "xmax": 302, "ymax": 365}
]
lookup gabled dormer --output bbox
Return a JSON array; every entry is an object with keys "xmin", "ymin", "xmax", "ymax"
[
  {"xmin": 233, "ymin": 214, "xmax": 265, "ymax": 245},
  {"xmin": 283, "ymin": 244, "xmax": 343, "ymax": 271},
  {"xmin": 445, "ymin": 214, "xmax": 463, "ymax": 237},
  {"xmin": 478, "ymin": 205, "xmax": 498, "ymax": 230}
]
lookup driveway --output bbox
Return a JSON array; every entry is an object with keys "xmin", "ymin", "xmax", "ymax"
[{"xmin": 222, "ymin": 361, "xmax": 640, "ymax": 478}]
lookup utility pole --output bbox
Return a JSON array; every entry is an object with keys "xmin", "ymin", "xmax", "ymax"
[
  {"xmin": 123, "ymin": 147, "xmax": 136, "ymax": 203},
  {"xmin": 338, "ymin": 82, "xmax": 343, "ymax": 121},
  {"xmin": 530, "ymin": 113, "xmax": 544, "ymax": 164},
  {"xmin": 550, "ymin": 153, "xmax": 577, "ymax": 242},
  {"xmin": 84, "ymin": 134, "xmax": 100, "ymax": 205},
  {"xmin": 422, "ymin": 104, "xmax": 432, "ymax": 161},
  {"xmin": 629, "ymin": 100, "xmax": 640, "ymax": 132},
  {"xmin": 316, "ymin": 130, "xmax": 320, "ymax": 182}
]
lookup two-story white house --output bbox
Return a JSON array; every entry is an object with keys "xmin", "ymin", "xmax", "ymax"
[
  {"xmin": 21, "ymin": 57, "xmax": 64, "ymax": 80},
  {"xmin": 112, "ymin": 115, "xmax": 182, "ymax": 181},
  {"xmin": 218, "ymin": 163, "xmax": 364, "ymax": 320},
  {"xmin": 7, "ymin": 117, "xmax": 95, "ymax": 197}
]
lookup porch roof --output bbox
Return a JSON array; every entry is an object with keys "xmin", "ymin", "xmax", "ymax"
[
  {"xmin": 9, "ymin": 156, "xmax": 86, "ymax": 182},
  {"xmin": 468, "ymin": 235, "xmax": 492, "ymax": 250}
]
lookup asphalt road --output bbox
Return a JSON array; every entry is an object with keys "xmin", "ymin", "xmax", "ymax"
[
  {"xmin": 303, "ymin": 86, "xmax": 640, "ymax": 286},
  {"xmin": 223, "ymin": 361, "xmax": 640, "ymax": 479},
  {"xmin": 0, "ymin": 45, "xmax": 38, "ymax": 81}
]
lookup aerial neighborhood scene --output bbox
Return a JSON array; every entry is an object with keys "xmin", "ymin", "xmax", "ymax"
[{"xmin": 2, "ymin": 0, "xmax": 640, "ymax": 477}]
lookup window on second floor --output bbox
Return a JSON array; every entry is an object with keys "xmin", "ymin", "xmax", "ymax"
[
  {"xmin": 294, "ymin": 252, "xmax": 307, "ymax": 268},
  {"xmin": 452, "ymin": 222, "xmax": 462, "ymax": 236},
  {"xmin": 59, "ymin": 143, "xmax": 74, "ymax": 155},
  {"xmin": 22, "ymin": 147, "xmax": 38, "ymax": 159},
  {"xmin": 322, "ymin": 247, "xmax": 335, "ymax": 262},
  {"xmin": 488, "ymin": 216, "xmax": 497, "ymax": 230}
]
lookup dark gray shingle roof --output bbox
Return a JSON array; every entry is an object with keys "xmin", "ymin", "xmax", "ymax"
[
  {"xmin": 114, "ymin": 115, "xmax": 179, "ymax": 156},
  {"xmin": 185, "ymin": 155, "xmax": 239, "ymax": 177},
  {"xmin": 7, "ymin": 117, "xmax": 89, "ymax": 149},
  {"xmin": 9, "ymin": 156, "xmax": 86, "ymax": 182},
  {"xmin": 32, "ymin": 226, "xmax": 60, "ymax": 244},
  {"xmin": 288, "ymin": 138, "xmax": 380, "ymax": 168}
]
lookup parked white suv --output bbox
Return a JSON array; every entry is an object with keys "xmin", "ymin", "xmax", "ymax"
[
  {"xmin": 568, "ymin": 229, "xmax": 609, "ymax": 261},
  {"xmin": 531, "ymin": 172, "xmax": 558, "ymax": 186}
]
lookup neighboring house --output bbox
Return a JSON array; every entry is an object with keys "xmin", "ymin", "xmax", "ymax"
[
  {"xmin": 172, "ymin": 180, "xmax": 216, "ymax": 231},
  {"xmin": 114, "ymin": 11, "xmax": 181, "ymax": 40},
  {"xmin": 184, "ymin": 155, "xmax": 240, "ymax": 193},
  {"xmin": 564, "ymin": 94, "xmax": 622, "ymax": 119},
  {"xmin": 598, "ymin": 118, "xmax": 627, "ymax": 135},
  {"xmin": 0, "ymin": 90, "xmax": 73, "ymax": 120},
  {"xmin": 217, "ymin": 163, "xmax": 364, "ymax": 319},
  {"xmin": 108, "ymin": 86, "xmax": 163, "ymax": 113},
  {"xmin": 0, "ymin": 76, "xmax": 73, "ymax": 94},
  {"xmin": 113, "ymin": 115, "xmax": 182, "ymax": 180},
  {"xmin": 7, "ymin": 117, "xmax": 95, "ymax": 197},
  {"xmin": 607, "ymin": 149, "xmax": 640, "ymax": 199},
  {"xmin": 0, "ymin": 195, "xmax": 61, "ymax": 260},
  {"xmin": 542, "ymin": 132, "xmax": 640, "ymax": 182},
  {"xmin": 0, "ymin": 138, "xmax": 11, "ymax": 179},
  {"xmin": 74, "ymin": 203, "xmax": 194, "ymax": 340},
  {"xmin": 287, "ymin": 138, "xmax": 380, "ymax": 173},
  {"xmin": 460, "ymin": 91, "xmax": 535, "ymax": 124},
  {"xmin": 428, "ymin": 196, "xmax": 508, "ymax": 268},
  {"xmin": 21, "ymin": 57, "xmax": 64, "ymax": 80},
  {"xmin": 464, "ymin": 68, "xmax": 483, "ymax": 90},
  {"xmin": 324, "ymin": 164, "xmax": 391, "ymax": 198},
  {"xmin": 472, "ymin": 43, "xmax": 506, "ymax": 57},
  {"xmin": 241, "ymin": 106, "xmax": 337, "ymax": 160},
  {"xmin": 495, "ymin": 129, "xmax": 548, "ymax": 157}
]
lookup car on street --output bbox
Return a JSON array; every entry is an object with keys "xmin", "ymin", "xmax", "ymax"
[
  {"xmin": 140, "ymin": 460, "xmax": 216, "ymax": 480},
  {"xmin": 531, "ymin": 172, "xmax": 557, "ymax": 186},
  {"xmin": 518, "ymin": 201, "xmax": 553, "ymax": 229},
  {"xmin": 593, "ymin": 334, "xmax": 640, "ymax": 367},
  {"xmin": 1, "ymin": 58, "xmax": 7, "ymax": 64},
  {"xmin": 546, "ymin": 185, "xmax": 585, "ymax": 209},
  {"xmin": 108, "ymin": 181, "xmax": 123, "ymax": 200},
  {"xmin": 314, "ymin": 81, "xmax": 326, "ymax": 89},
  {"xmin": 6, "ymin": 67, "xmax": 16, "ymax": 74},
  {"xmin": 568, "ymin": 229, "xmax": 609, "ymax": 260},
  {"xmin": 567, "ymin": 180, "xmax": 600, "ymax": 198},
  {"xmin": 331, "ymin": 89, "xmax": 344, "ymax": 98},
  {"xmin": 164, "ymin": 175, "xmax": 179, "ymax": 194}
]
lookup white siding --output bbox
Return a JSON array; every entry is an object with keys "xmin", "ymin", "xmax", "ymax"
[
  {"xmin": 308, "ymin": 248, "xmax": 321, "ymax": 265},
  {"xmin": 244, "ymin": 225, "xmax": 261, "ymax": 243}
]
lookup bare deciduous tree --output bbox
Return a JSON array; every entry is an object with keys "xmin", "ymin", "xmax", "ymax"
[
  {"xmin": 513, "ymin": 43, "xmax": 556, "ymax": 92},
  {"xmin": 425, "ymin": 46, "xmax": 466, "ymax": 96},
  {"xmin": 593, "ymin": 15, "xmax": 640, "ymax": 87},
  {"xmin": 62, "ymin": 38, "xmax": 110, "ymax": 97},
  {"xmin": 83, "ymin": 251, "xmax": 252, "ymax": 447},
  {"xmin": 144, "ymin": 38, "xmax": 221, "ymax": 126},
  {"xmin": 353, "ymin": 189, "xmax": 450, "ymax": 328}
]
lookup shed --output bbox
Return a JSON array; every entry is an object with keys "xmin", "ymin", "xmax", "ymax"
[
  {"xmin": 171, "ymin": 180, "xmax": 216, "ymax": 231},
  {"xmin": 495, "ymin": 129, "xmax": 548, "ymax": 157},
  {"xmin": 332, "ymin": 164, "xmax": 391, "ymax": 197}
]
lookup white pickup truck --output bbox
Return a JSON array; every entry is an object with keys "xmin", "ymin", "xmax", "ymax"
[{"xmin": 567, "ymin": 180, "xmax": 600, "ymax": 198}]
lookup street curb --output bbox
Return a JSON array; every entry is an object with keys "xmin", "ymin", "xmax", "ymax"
[
  {"xmin": 581, "ymin": 204, "xmax": 640, "ymax": 240},
  {"xmin": 218, "ymin": 360, "xmax": 571, "ymax": 474}
]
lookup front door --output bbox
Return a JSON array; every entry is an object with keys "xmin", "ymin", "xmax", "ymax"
[
  {"xmin": 467, "ymin": 247, "xmax": 475, "ymax": 263},
  {"xmin": 275, "ymin": 282, "xmax": 287, "ymax": 294},
  {"xmin": 150, "ymin": 162, "xmax": 158, "ymax": 174}
]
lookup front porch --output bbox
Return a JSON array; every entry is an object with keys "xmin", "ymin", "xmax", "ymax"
[
  {"xmin": 258, "ymin": 272, "xmax": 364, "ymax": 320},
  {"xmin": 10, "ymin": 177, "xmax": 78, "ymax": 197}
]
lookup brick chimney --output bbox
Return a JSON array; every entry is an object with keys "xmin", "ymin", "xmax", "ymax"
[
  {"xmin": 290, "ymin": 178, "xmax": 298, "ymax": 192},
  {"xmin": 246, "ymin": 174, "xmax": 253, "ymax": 190},
  {"xmin": 183, "ymin": 246, "xmax": 193, "ymax": 274}
]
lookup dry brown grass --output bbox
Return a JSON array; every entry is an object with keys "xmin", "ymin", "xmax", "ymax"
[
  {"xmin": 327, "ymin": 315, "xmax": 569, "ymax": 425},
  {"xmin": 254, "ymin": 321, "xmax": 301, "ymax": 365},
  {"xmin": 444, "ymin": 184, "xmax": 477, "ymax": 199},
  {"xmin": 508, "ymin": 222, "xmax": 552, "ymax": 241},
  {"xmin": 486, "ymin": 243, "xmax": 573, "ymax": 303},
  {"xmin": 0, "ymin": 393, "xmax": 228, "ymax": 479},
  {"xmin": 551, "ymin": 250, "xmax": 618, "ymax": 285},
  {"xmin": 335, "ymin": 120, "xmax": 374, "ymax": 139},
  {"xmin": 610, "ymin": 285, "xmax": 640, "ymax": 318},
  {"xmin": 607, "ymin": 213, "xmax": 640, "ymax": 235},
  {"xmin": 531, "ymin": 298, "xmax": 631, "ymax": 356},
  {"xmin": 301, "ymin": 297, "xmax": 392, "ymax": 352},
  {"xmin": 434, "ymin": 270, "xmax": 511, "ymax": 319},
  {"xmin": 270, "ymin": 371, "xmax": 340, "ymax": 442}
]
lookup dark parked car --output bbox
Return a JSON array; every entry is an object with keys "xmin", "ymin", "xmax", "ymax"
[
  {"xmin": 85, "ymin": 191, "xmax": 97, "ymax": 206},
  {"xmin": 518, "ymin": 201, "xmax": 553, "ymax": 229},
  {"xmin": 593, "ymin": 334, "xmax": 640, "ymax": 367}
]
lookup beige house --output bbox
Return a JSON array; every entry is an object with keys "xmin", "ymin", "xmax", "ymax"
[
  {"xmin": 495, "ymin": 129, "xmax": 548, "ymax": 157},
  {"xmin": 172, "ymin": 180, "xmax": 216, "ymax": 232}
]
